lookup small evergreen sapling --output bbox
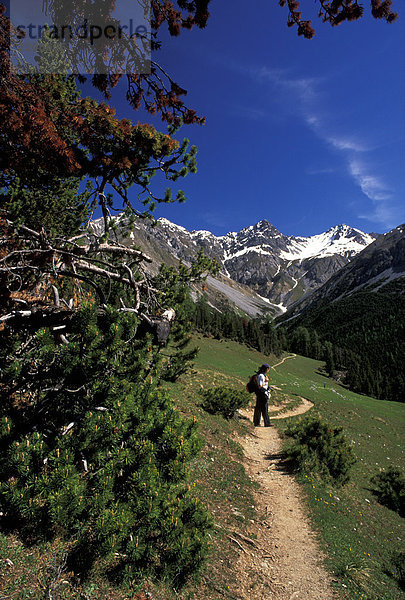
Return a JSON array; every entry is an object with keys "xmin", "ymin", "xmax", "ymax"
[
  {"xmin": 283, "ymin": 416, "xmax": 356, "ymax": 484},
  {"xmin": 371, "ymin": 466, "xmax": 405, "ymax": 517},
  {"xmin": 200, "ymin": 386, "xmax": 251, "ymax": 420}
]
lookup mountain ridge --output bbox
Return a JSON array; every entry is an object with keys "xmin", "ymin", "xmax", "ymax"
[
  {"xmin": 90, "ymin": 214, "xmax": 378, "ymax": 313},
  {"xmin": 109, "ymin": 215, "xmax": 377, "ymax": 310},
  {"xmin": 281, "ymin": 223, "xmax": 405, "ymax": 319},
  {"xmin": 276, "ymin": 223, "xmax": 405, "ymax": 403}
]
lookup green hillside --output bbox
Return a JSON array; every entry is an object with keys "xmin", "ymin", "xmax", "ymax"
[
  {"xmin": 174, "ymin": 338, "xmax": 405, "ymax": 600},
  {"xmin": 193, "ymin": 340, "xmax": 405, "ymax": 600},
  {"xmin": 1, "ymin": 337, "xmax": 404, "ymax": 600},
  {"xmin": 279, "ymin": 290, "xmax": 405, "ymax": 402}
]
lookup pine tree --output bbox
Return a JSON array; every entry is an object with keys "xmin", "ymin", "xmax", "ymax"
[
  {"xmin": 0, "ymin": 303, "xmax": 212, "ymax": 584},
  {"xmin": 195, "ymin": 294, "xmax": 211, "ymax": 332},
  {"xmin": 4, "ymin": 175, "xmax": 90, "ymax": 237},
  {"xmin": 0, "ymin": 22, "xmax": 219, "ymax": 589},
  {"xmin": 1, "ymin": 34, "xmax": 91, "ymax": 234},
  {"xmin": 291, "ymin": 326, "xmax": 311, "ymax": 357},
  {"xmin": 309, "ymin": 329, "xmax": 322, "ymax": 360},
  {"xmin": 324, "ymin": 341, "xmax": 335, "ymax": 377}
]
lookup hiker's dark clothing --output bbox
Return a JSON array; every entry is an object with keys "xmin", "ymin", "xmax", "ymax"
[
  {"xmin": 253, "ymin": 372, "xmax": 271, "ymax": 426},
  {"xmin": 253, "ymin": 389, "xmax": 271, "ymax": 426}
]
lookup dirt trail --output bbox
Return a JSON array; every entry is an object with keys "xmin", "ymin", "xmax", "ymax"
[
  {"xmin": 231, "ymin": 363, "xmax": 338, "ymax": 599},
  {"xmin": 271, "ymin": 353, "xmax": 297, "ymax": 370},
  {"xmin": 269, "ymin": 397, "xmax": 314, "ymax": 420}
]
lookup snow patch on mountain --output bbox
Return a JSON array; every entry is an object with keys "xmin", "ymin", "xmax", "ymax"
[
  {"xmin": 225, "ymin": 245, "xmax": 277, "ymax": 260},
  {"xmin": 157, "ymin": 218, "xmax": 191, "ymax": 235},
  {"xmin": 280, "ymin": 225, "xmax": 374, "ymax": 262}
]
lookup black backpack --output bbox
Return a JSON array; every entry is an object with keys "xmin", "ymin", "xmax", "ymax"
[{"xmin": 246, "ymin": 373, "xmax": 259, "ymax": 393}]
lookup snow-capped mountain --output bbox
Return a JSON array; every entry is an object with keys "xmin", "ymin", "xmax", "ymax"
[
  {"xmin": 212, "ymin": 222, "xmax": 375, "ymax": 307},
  {"xmin": 150, "ymin": 218, "xmax": 374, "ymax": 261},
  {"xmin": 282, "ymin": 223, "xmax": 405, "ymax": 319},
  {"xmin": 93, "ymin": 215, "xmax": 376, "ymax": 313},
  {"xmin": 278, "ymin": 224, "xmax": 375, "ymax": 261}
]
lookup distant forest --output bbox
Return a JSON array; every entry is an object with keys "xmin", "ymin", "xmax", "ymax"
[
  {"xmin": 190, "ymin": 295, "xmax": 285, "ymax": 357},
  {"xmin": 191, "ymin": 293, "xmax": 405, "ymax": 404},
  {"xmin": 283, "ymin": 291, "xmax": 405, "ymax": 403}
]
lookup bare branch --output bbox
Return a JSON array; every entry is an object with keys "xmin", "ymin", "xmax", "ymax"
[
  {"xmin": 65, "ymin": 242, "xmax": 152, "ymax": 263},
  {"xmin": 57, "ymin": 269, "xmax": 107, "ymax": 304},
  {"xmin": 0, "ymin": 307, "xmax": 75, "ymax": 328},
  {"xmin": 52, "ymin": 285, "xmax": 60, "ymax": 307}
]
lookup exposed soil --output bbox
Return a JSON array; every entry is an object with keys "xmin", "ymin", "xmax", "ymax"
[{"xmin": 230, "ymin": 397, "xmax": 339, "ymax": 599}]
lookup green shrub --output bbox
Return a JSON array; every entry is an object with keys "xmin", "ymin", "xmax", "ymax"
[
  {"xmin": 371, "ymin": 467, "xmax": 405, "ymax": 517},
  {"xmin": 200, "ymin": 386, "xmax": 250, "ymax": 419},
  {"xmin": 283, "ymin": 416, "xmax": 356, "ymax": 484},
  {"xmin": 390, "ymin": 550, "xmax": 405, "ymax": 590},
  {"xmin": 0, "ymin": 305, "xmax": 212, "ymax": 587}
]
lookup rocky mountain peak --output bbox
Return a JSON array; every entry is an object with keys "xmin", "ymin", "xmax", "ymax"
[
  {"xmin": 284, "ymin": 223, "xmax": 405, "ymax": 318},
  {"xmin": 255, "ymin": 218, "xmax": 279, "ymax": 231},
  {"xmin": 327, "ymin": 224, "xmax": 374, "ymax": 244},
  {"xmin": 91, "ymin": 214, "xmax": 377, "ymax": 313}
]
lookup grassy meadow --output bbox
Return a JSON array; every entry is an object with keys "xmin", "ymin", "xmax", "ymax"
[
  {"xmin": 269, "ymin": 354, "xmax": 404, "ymax": 600},
  {"xmin": 0, "ymin": 335, "xmax": 403, "ymax": 599},
  {"xmin": 190, "ymin": 337, "xmax": 405, "ymax": 600}
]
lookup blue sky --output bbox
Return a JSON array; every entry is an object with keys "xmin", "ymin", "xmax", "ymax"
[
  {"xmin": 11, "ymin": 0, "xmax": 404, "ymax": 237},
  {"xmin": 129, "ymin": 0, "xmax": 404, "ymax": 237}
]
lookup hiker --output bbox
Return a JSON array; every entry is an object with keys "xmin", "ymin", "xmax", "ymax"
[{"xmin": 253, "ymin": 363, "xmax": 272, "ymax": 427}]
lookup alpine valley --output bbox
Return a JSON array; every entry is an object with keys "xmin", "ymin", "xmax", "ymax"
[
  {"xmin": 92, "ymin": 215, "xmax": 380, "ymax": 317},
  {"xmin": 277, "ymin": 223, "xmax": 405, "ymax": 402},
  {"xmin": 91, "ymin": 215, "xmax": 405, "ymax": 402}
]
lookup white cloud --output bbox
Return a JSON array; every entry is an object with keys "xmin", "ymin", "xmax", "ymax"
[
  {"xmin": 328, "ymin": 135, "xmax": 368, "ymax": 153},
  {"xmin": 253, "ymin": 67, "xmax": 368, "ymax": 153},
  {"xmin": 304, "ymin": 112, "xmax": 368, "ymax": 153},
  {"xmin": 255, "ymin": 66, "xmax": 319, "ymax": 104},
  {"xmin": 221, "ymin": 58, "xmax": 401, "ymax": 229},
  {"xmin": 253, "ymin": 66, "xmax": 401, "ymax": 228},
  {"xmin": 349, "ymin": 158, "xmax": 402, "ymax": 228},
  {"xmin": 349, "ymin": 159, "xmax": 392, "ymax": 202},
  {"xmin": 357, "ymin": 204, "xmax": 401, "ymax": 229}
]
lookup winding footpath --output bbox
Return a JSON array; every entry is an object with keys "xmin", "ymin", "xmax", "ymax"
[{"xmin": 232, "ymin": 357, "xmax": 338, "ymax": 599}]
